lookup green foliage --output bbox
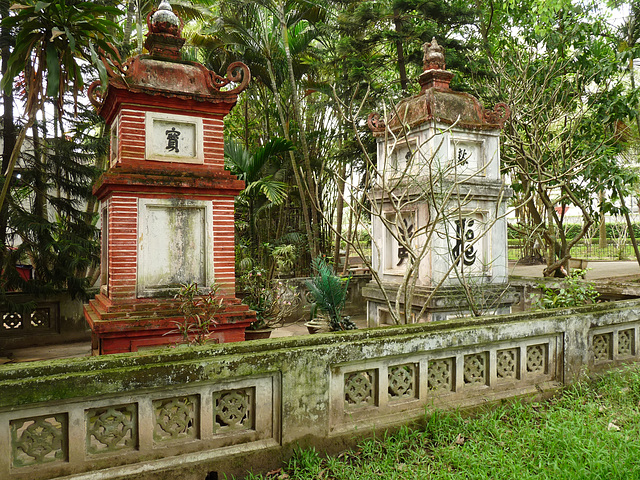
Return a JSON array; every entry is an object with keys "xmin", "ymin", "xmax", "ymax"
[
  {"xmin": 238, "ymin": 268, "xmax": 300, "ymax": 330},
  {"xmin": 224, "ymin": 136, "xmax": 294, "ymax": 270},
  {"xmin": 534, "ymin": 270, "xmax": 599, "ymax": 310},
  {"xmin": 1, "ymin": 1, "xmax": 121, "ymax": 105},
  {"xmin": 246, "ymin": 364, "xmax": 640, "ymax": 479},
  {"xmin": 173, "ymin": 282, "xmax": 222, "ymax": 346},
  {"xmin": 270, "ymin": 243, "xmax": 297, "ymax": 275},
  {"xmin": 238, "ymin": 268, "xmax": 271, "ymax": 327},
  {"xmin": 305, "ymin": 256, "xmax": 356, "ymax": 331},
  {"xmin": 600, "ymin": 223, "xmax": 640, "ymax": 240},
  {"xmin": 479, "ymin": 0, "xmax": 640, "ymax": 270},
  {"xmin": 224, "ymin": 136, "xmax": 293, "ymax": 205},
  {"xmin": 510, "ymin": 223, "xmax": 640, "ymax": 241},
  {"xmin": 1, "ymin": 107, "xmax": 104, "ymax": 299}
]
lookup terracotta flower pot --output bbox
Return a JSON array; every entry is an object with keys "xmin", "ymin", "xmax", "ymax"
[
  {"xmin": 244, "ymin": 328, "xmax": 273, "ymax": 340},
  {"xmin": 304, "ymin": 317, "xmax": 330, "ymax": 334}
]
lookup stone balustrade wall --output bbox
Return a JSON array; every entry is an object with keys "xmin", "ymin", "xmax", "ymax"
[
  {"xmin": 0, "ymin": 293, "xmax": 90, "ymax": 350},
  {"xmin": 2, "ymin": 298, "xmax": 640, "ymax": 480}
]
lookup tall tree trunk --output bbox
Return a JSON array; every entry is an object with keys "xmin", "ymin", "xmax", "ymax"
[
  {"xmin": 244, "ymin": 99, "xmax": 249, "ymax": 150},
  {"xmin": 599, "ymin": 191, "xmax": 607, "ymax": 248},
  {"xmin": 341, "ymin": 200, "xmax": 354, "ymax": 276},
  {"xmin": 333, "ymin": 169, "xmax": 346, "ymax": 272},
  {"xmin": 393, "ymin": 8, "xmax": 408, "ymax": 93},
  {"xmin": 623, "ymin": 10, "xmax": 640, "ymax": 268},
  {"xmin": 617, "ymin": 186, "xmax": 640, "ymax": 268},
  {"xmin": 122, "ymin": 0, "xmax": 136, "ymax": 53},
  {"xmin": 31, "ymin": 120, "xmax": 48, "ymax": 224},
  {"xmin": 277, "ymin": 1, "xmax": 320, "ymax": 258},
  {"xmin": 333, "ymin": 121, "xmax": 347, "ymax": 273},
  {"xmin": 136, "ymin": 0, "xmax": 143, "ymax": 54},
  {"xmin": 264, "ymin": 56, "xmax": 315, "ymax": 265},
  {"xmin": 0, "ymin": 2, "xmax": 15, "ymax": 276},
  {"xmin": 628, "ymin": 9, "xmax": 640, "ymax": 138}
]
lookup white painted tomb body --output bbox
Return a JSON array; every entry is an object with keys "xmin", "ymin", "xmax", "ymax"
[{"xmin": 363, "ymin": 38, "xmax": 518, "ymax": 325}]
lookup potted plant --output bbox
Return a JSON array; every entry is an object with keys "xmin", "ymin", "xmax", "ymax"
[
  {"xmin": 240, "ymin": 268, "xmax": 300, "ymax": 340},
  {"xmin": 305, "ymin": 256, "xmax": 357, "ymax": 333}
]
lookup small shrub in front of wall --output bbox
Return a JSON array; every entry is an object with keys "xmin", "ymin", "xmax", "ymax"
[
  {"xmin": 173, "ymin": 282, "xmax": 222, "ymax": 345},
  {"xmin": 533, "ymin": 269, "xmax": 599, "ymax": 310},
  {"xmin": 238, "ymin": 268, "xmax": 300, "ymax": 330},
  {"xmin": 305, "ymin": 256, "xmax": 356, "ymax": 331}
]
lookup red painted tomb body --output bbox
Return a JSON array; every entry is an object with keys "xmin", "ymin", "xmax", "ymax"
[{"xmin": 83, "ymin": 1, "xmax": 255, "ymax": 354}]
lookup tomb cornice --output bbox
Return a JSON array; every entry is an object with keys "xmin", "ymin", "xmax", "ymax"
[
  {"xmin": 87, "ymin": 0, "xmax": 250, "ymax": 122},
  {"xmin": 369, "ymin": 179, "xmax": 512, "ymax": 202},
  {"xmin": 369, "ymin": 90, "xmax": 510, "ymax": 135},
  {"xmin": 92, "ymin": 168, "xmax": 245, "ymax": 199}
]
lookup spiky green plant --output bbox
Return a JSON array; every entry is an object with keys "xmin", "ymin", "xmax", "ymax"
[{"xmin": 305, "ymin": 256, "xmax": 355, "ymax": 331}]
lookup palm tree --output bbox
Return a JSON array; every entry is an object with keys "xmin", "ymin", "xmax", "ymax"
[
  {"xmin": 0, "ymin": 0, "xmax": 121, "ymax": 212},
  {"xmin": 224, "ymin": 136, "xmax": 293, "ymax": 255},
  {"xmin": 206, "ymin": 0, "xmax": 324, "ymax": 259}
]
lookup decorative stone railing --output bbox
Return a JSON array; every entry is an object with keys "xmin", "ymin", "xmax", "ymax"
[
  {"xmin": 2, "ymin": 298, "xmax": 640, "ymax": 480},
  {"xmin": 0, "ymin": 294, "xmax": 89, "ymax": 350}
]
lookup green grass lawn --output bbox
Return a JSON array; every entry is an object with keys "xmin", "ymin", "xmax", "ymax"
[{"xmin": 245, "ymin": 365, "xmax": 640, "ymax": 479}]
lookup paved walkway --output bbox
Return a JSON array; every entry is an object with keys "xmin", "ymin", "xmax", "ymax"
[{"xmin": 510, "ymin": 260, "xmax": 640, "ymax": 280}]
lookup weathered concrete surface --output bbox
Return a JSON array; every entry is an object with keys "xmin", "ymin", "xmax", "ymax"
[{"xmin": 509, "ymin": 260, "xmax": 640, "ymax": 280}]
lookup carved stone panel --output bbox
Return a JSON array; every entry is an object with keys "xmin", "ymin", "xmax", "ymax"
[
  {"xmin": 526, "ymin": 344, "xmax": 548, "ymax": 375},
  {"xmin": 464, "ymin": 352, "xmax": 488, "ymax": 386},
  {"xmin": 145, "ymin": 111, "xmax": 204, "ymax": 164},
  {"xmin": 618, "ymin": 329, "xmax": 634, "ymax": 357},
  {"xmin": 153, "ymin": 395, "xmax": 199, "ymax": 444},
  {"xmin": 383, "ymin": 210, "xmax": 417, "ymax": 274},
  {"xmin": 86, "ymin": 404, "xmax": 138, "ymax": 455},
  {"xmin": 388, "ymin": 363, "xmax": 418, "ymax": 402},
  {"xmin": 385, "ymin": 140, "xmax": 414, "ymax": 177},
  {"xmin": 344, "ymin": 370, "xmax": 378, "ymax": 409},
  {"xmin": 10, "ymin": 414, "xmax": 68, "ymax": 468},
  {"xmin": 449, "ymin": 213, "xmax": 488, "ymax": 277},
  {"xmin": 428, "ymin": 357, "xmax": 455, "ymax": 392},
  {"xmin": 450, "ymin": 139, "xmax": 484, "ymax": 177},
  {"xmin": 593, "ymin": 333, "xmax": 612, "ymax": 363},
  {"xmin": 213, "ymin": 388, "xmax": 254, "ymax": 434},
  {"xmin": 496, "ymin": 348, "xmax": 519, "ymax": 380},
  {"xmin": 2, "ymin": 311, "xmax": 22, "ymax": 331}
]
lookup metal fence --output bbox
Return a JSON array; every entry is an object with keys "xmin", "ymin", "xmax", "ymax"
[{"xmin": 508, "ymin": 241, "xmax": 636, "ymax": 262}]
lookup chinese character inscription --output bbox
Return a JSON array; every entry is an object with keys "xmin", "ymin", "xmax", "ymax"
[
  {"xmin": 452, "ymin": 219, "xmax": 476, "ymax": 267},
  {"xmin": 457, "ymin": 148, "xmax": 469, "ymax": 166},
  {"xmin": 165, "ymin": 127, "xmax": 181, "ymax": 153},
  {"xmin": 397, "ymin": 217, "xmax": 414, "ymax": 266}
]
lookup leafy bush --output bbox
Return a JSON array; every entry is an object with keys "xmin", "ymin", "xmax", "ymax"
[
  {"xmin": 534, "ymin": 269, "xmax": 599, "ymax": 310},
  {"xmin": 238, "ymin": 267, "xmax": 300, "ymax": 329},
  {"xmin": 173, "ymin": 283, "xmax": 222, "ymax": 345},
  {"xmin": 509, "ymin": 222, "xmax": 640, "ymax": 240}
]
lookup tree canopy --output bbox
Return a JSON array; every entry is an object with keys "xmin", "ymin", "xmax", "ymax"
[{"xmin": 2, "ymin": 0, "xmax": 640, "ymax": 294}]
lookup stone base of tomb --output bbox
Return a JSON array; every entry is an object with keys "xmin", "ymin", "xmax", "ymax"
[
  {"xmin": 362, "ymin": 281, "xmax": 520, "ymax": 326},
  {"xmin": 84, "ymin": 294, "xmax": 256, "ymax": 355}
]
